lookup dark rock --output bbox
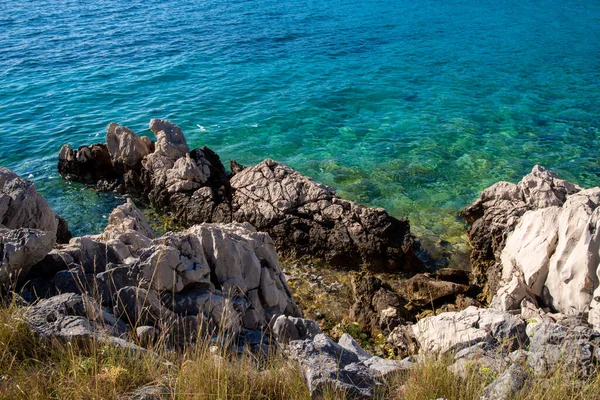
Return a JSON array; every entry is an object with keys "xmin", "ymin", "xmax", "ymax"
[
  {"xmin": 349, "ymin": 273, "xmax": 408, "ymax": 335},
  {"xmin": 56, "ymin": 215, "xmax": 72, "ymax": 244},
  {"xmin": 401, "ymin": 273, "xmax": 469, "ymax": 309},
  {"xmin": 96, "ymin": 266, "xmax": 136, "ymax": 306},
  {"xmin": 229, "ymin": 160, "xmax": 246, "ymax": 175},
  {"xmin": 113, "ymin": 286, "xmax": 174, "ymax": 328},
  {"xmin": 58, "ymin": 143, "xmax": 119, "ymax": 185},
  {"xmin": 52, "ymin": 267, "xmax": 91, "ymax": 295}
]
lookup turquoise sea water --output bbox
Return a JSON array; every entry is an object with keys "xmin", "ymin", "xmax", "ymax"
[{"xmin": 1, "ymin": 0, "xmax": 599, "ymax": 254}]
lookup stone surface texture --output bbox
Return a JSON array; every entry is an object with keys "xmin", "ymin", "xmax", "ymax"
[
  {"xmin": 464, "ymin": 166, "xmax": 600, "ymax": 329},
  {"xmin": 461, "ymin": 165, "xmax": 580, "ymax": 303},
  {"xmin": 410, "ymin": 306, "xmax": 527, "ymax": 354}
]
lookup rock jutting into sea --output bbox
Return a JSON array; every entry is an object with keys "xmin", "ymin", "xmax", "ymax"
[
  {"xmin": 462, "ymin": 165, "xmax": 600, "ymax": 330},
  {"xmin": 58, "ymin": 119, "xmax": 422, "ymax": 273}
]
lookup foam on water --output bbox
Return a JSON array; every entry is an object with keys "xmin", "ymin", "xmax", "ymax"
[{"xmin": 1, "ymin": 0, "xmax": 599, "ymax": 257}]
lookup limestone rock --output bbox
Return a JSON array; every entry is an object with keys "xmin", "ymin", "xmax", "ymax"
[
  {"xmin": 0, "ymin": 227, "xmax": 55, "ymax": 287},
  {"xmin": 272, "ymin": 315, "xmax": 321, "ymax": 344},
  {"xmin": 25, "ymin": 293, "xmax": 128, "ymax": 341},
  {"xmin": 287, "ymin": 334, "xmax": 374, "ymax": 399},
  {"xmin": 526, "ymin": 322, "xmax": 600, "ymax": 378},
  {"xmin": 338, "ymin": 333, "xmax": 372, "ymax": 361},
  {"xmin": 461, "ymin": 165, "xmax": 580, "ymax": 303},
  {"xmin": 149, "ymin": 118, "xmax": 189, "ymax": 159},
  {"xmin": 449, "ymin": 342, "xmax": 507, "ymax": 380},
  {"xmin": 412, "ymin": 306, "xmax": 527, "ymax": 354},
  {"xmin": 488, "ymin": 184, "xmax": 600, "ymax": 327},
  {"xmin": 231, "ymin": 159, "xmax": 422, "ymax": 272},
  {"xmin": 100, "ymin": 198, "xmax": 155, "ymax": 256},
  {"xmin": 0, "ymin": 167, "xmax": 64, "ymax": 238},
  {"xmin": 106, "ymin": 123, "xmax": 153, "ymax": 172},
  {"xmin": 286, "ymin": 332, "xmax": 411, "ymax": 399},
  {"xmin": 480, "ymin": 363, "xmax": 528, "ymax": 400}
]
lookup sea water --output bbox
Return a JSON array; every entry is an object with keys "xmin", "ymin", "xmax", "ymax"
[{"xmin": 1, "ymin": 0, "xmax": 599, "ymax": 255}]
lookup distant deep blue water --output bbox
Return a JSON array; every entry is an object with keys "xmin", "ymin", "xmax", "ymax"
[{"xmin": 1, "ymin": 0, "xmax": 599, "ymax": 254}]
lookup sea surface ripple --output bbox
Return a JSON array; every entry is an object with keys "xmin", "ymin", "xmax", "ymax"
[{"xmin": 1, "ymin": 0, "xmax": 599, "ymax": 254}]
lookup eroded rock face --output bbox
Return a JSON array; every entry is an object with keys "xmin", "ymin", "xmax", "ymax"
[
  {"xmin": 464, "ymin": 166, "xmax": 600, "ymax": 328},
  {"xmin": 0, "ymin": 227, "xmax": 56, "ymax": 287},
  {"xmin": 0, "ymin": 167, "xmax": 68, "ymax": 241},
  {"xmin": 492, "ymin": 188, "xmax": 600, "ymax": 316},
  {"xmin": 461, "ymin": 165, "xmax": 581, "ymax": 303},
  {"xmin": 0, "ymin": 168, "xmax": 73, "ymax": 287},
  {"xmin": 57, "ymin": 120, "xmax": 422, "ymax": 273},
  {"xmin": 230, "ymin": 159, "xmax": 422, "ymax": 271},
  {"xmin": 30, "ymin": 199, "xmax": 301, "ymax": 335}
]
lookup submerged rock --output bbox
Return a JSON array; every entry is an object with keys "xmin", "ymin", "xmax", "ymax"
[{"xmin": 57, "ymin": 119, "xmax": 423, "ymax": 273}]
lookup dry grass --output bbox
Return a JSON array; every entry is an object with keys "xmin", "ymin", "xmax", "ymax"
[
  {"xmin": 2, "ymin": 295, "xmax": 600, "ymax": 400},
  {"xmin": 0, "ymin": 298, "xmax": 312, "ymax": 400}
]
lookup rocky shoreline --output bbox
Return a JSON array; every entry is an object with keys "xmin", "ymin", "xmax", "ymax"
[{"xmin": 1, "ymin": 119, "xmax": 600, "ymax": 399}]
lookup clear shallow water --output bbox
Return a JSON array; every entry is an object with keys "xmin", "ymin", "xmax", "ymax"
[{"xmin": 1, "ymin": 0, "xmax": 599, "ymax": 254}]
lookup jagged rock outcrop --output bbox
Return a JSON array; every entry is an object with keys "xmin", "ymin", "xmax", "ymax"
[
  {"xmin": 0, "ymin": 227, "xmax": 56, "ymax": 287},
  {"xmin": 461, "ymin": 165, "xmax": 581, "ymax": 302},
  {"xmin": 230, "ymin": 159, "xmax": 420, "ymax": 271},
  {"xmin": 463, "ymin": 165, "xmax": 600, "ymax": 329},
  {"xmin": 17, "ymin": 195, "xmax": 300, "ymax": 342},
  {"xmin": 0, "ymin": 167, "xmax": 70, "ymax": 242},
  {"xmin": 0, "ymin": 168, "xmax": 73, "ymax": 288},
  {"xmin": 57, "ymin": 119, "xmax": 422, "ymax": 272},
  {"xmin": 274, "ymin": 315, "xmax": 412, "ymax": 399}
]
